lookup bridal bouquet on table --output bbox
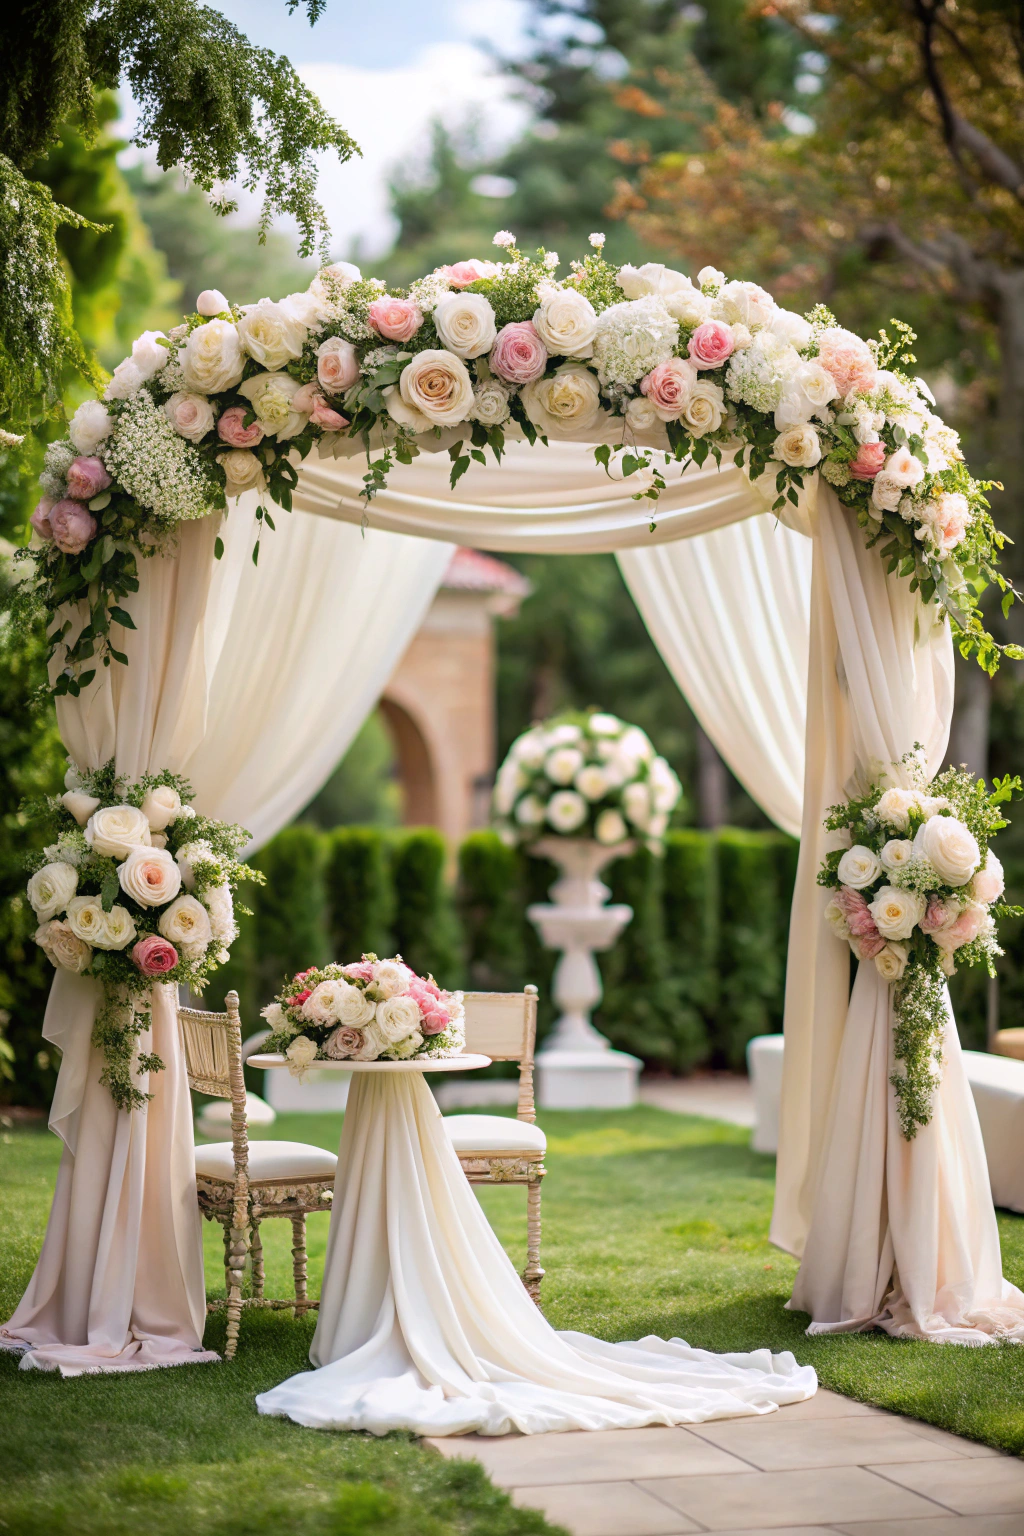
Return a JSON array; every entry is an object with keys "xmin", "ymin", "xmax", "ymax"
[
  {"xmin": 260, "ymin": 955, "xmax": 465, "ymax": 1074},
  {"xmin": 818, "ymin": 748, "xmax": 1021, "ymax": 1138},
  {"xmin": 492, "ymin": 709, "xmax": 682, "ymax": 852},
  {"xmin": 25, "ymin": 760, "xmax": 258, "ymax": 1111}
]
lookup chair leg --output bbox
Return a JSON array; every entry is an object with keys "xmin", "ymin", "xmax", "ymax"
[
  {"xmin": 523, "ymin": 1177, "xmax": 544, "ymax": 1304},
  {"xmin": 222, "ymin": 1218, "xmax": 232, "ymax": 1297},
  {"xmin": 250, "ymin": 1217, "xmax": 265, "ymax": 1300},
  {"xmin": 224, "ymin": 1223, "xmax": 248, "ymax": 1360},
  {"xmin": 291, "ymin": 1213, "xmax": 309, "ymax": 1318}
]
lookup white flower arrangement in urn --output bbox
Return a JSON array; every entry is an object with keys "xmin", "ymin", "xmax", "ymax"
[{"xmin": 492, "ymin": 710, "xmax": 682, "ymax": 852}]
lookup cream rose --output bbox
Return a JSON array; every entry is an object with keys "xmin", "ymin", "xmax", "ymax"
[
  {"xmin": 824, "ymin": 897, "xmax": 851, "ymax": 941},
  {"xmin": 27, "ymin": 862, "xmax": 79, "ymax": 921},
  {"xmin": 575, "ymin": 765, "xmax": 610, "ymax": 800},
  {"xmin": 871, "ymin": 471, "xmax": 905, "ymax": 514},
  {"xmin": 302, "ymin": 979, "xmax": 350, "ymax": 1024},
  {"xmin": 383, "ymin": 386, "xmax": 433, "ymax": 434},
  {"xmin": 237, "ymin": 372, "xmax": 309, "ymax": 440},
  {"xmin": 773, "ymin": 423, "xmax": 822, "ymax": 469},
  {"xmin": 85, "ymin": 804, "xmax": 152, "ymax": 860},
  {"xmin": 546, "ymin": 789, "xmax": 588, "ymax": 832},
  {"xmin": 468, "ymin": 381, "xmax": 511, "ymax": 427},
  {"xmin": 521, "ymin": 365, "xmax": 602, "ymax": 436},
  {"xmin": 375, "ymin": 993, "xmax": 423, "ymax": 1045},
  {"xmin": 36, "ymin": 918, "xmax": 92, "ymax": 973},
  {"xmin": 180, "ymin": 319, "xmax": 245, "ymax": 394},
  {"xmin": 349, "ymin": 1020, "xmax": 388, "ymax": 1062},
  {"xmin": 624, "ymin": 394, "xmax": 659, "ymax": 434},
  {"xmin": 875, "ymin": 942, "xmax": 909, "ymax": 982},
  {"xmin": 532, "ymin": 289, "xmax": 598, "ymax": 357},
  {"xmin": 546, "ymin": 747, "xmax": 585, "ymax": 784},
  {"xmin": 972, "ymin": 850, "xmax": 1005, "ymax": 905},
  {"xmin": 875, "ymin": 787, "xmax": 918, "ymax": 831},
  {"xmin": 868, "ymin": 885, "xmax": 926, "ymax": 941},
  {"xmin": 60, "ymin": 790, "xmax": 100, "ymax": 826},
  {"xmin": 285, "ymin": 1034, "xmax": 319, "ymax": 1076},
  {"xmin": 66, "ymin": 894, "xmax": 109, "ymax": 945},
  {"xmin": 373, "ymin": 959, "xmax": 413, "ymax": 1000},
  {"xmin": 880, "ymin": 838, "xmax": 914, "ymax": 872},
  {"xmin": 163, "ymin": 391, "xmax": 216, "ymax": 443},
  {"xmin": 432, "ymin": 292, "xmax": 498, "ymax": 359},
  {"xmin": 218, "ymin": 449, "xmax": 265, "ymax": 495},
  {"xmin": 141, "ymin": 785, "xmax": 182, "ymax": 832},
  {"xmin": 236, "ymin": 298, "xmax": 308, "ymax": 370},
  {"xmin": 595, "ymin": 808, "xmax": 628, "ymax": 845},
  {"xmin": 335, "ymin": 981, "xmax": 377, "ymax": 1028},
  {"xmin": 399, "ymin": 350, "xmax": 474, "ymax": 426},
  {"xmin": 118, "ymin": 846, "xmax": 182, "ymax": 907},
  {"xmin": 387, "ymin": 1028, "xmax": 425, "ymax": 1059},
  {"xmin": 681, "ymin": 379, "xmax": 726, "ymax": 437},
  {"xmin": 99, "ymin": 904, "xmax": 137, "ymax": 951},
  {"xmin": 837, "ymin": 845, "xmax": 882, "ymax": 889},
  {"xmin": 159, "ymin": 894, "xmax": 213, "ymax": 957},
  {"xmin": 914, "ymin": 815, "xmax": 980, "ymax": 887},
  {"xmin": 623, "ymin": 781, "xmax": 651, "ymax": 828}
]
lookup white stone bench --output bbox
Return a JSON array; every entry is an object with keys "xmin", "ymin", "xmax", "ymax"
[{"xmin": 747, "ymin": 1033, "xmax": 1024, "ymax": 1213}]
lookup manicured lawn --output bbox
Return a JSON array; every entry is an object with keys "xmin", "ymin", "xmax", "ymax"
[{"xmin": 2, "ymin": 1103, "xmax": 1023, "ymax": 1535}]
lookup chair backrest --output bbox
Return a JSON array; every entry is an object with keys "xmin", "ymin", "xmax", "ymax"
[
  {"xmin": 462, "ymin": 986, "xmax": 538, "ymax": 1124},
  {"xmin": 178, "ymin": 990, "xmax": 248, "ymax": 1180}
]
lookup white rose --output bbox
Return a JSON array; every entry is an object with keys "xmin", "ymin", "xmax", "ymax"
[
  {"xmin": 85, "ymin": 804, "xmax": 152, "ymax": 860},
  {"xmin": 515, "ymin": 794, "xmax": 547, "ymax": 827},
  {"xmin": 588, "ymin": 713, "xmax": 621, "ymax": 736},
  {"xmin": 309, "ymin": 261, "xmax": 362, "ymax": 303},
  {"xmin": 163, "ymin": 392, "xmax": 215, "ymax": 444},
  {"xmin": 99, "ymin": 904, "xmax": 138, "ymax": 952},
  {"xmin": 468, "ymin": 381, "xmax": 511, "ymax": 427},
  {"xmin": 648, "ymin": 811, "xmax": 669, "ymax": 838},
  {"xmin": 546, "ymin": 747, "xmax": 585, "ymax": 785},
  {"xmin": 617, "ymin": 263, "xmax": 694, "ymax": 302},
  {"xmin": 376, "ymin": 994, "xmax": 423, "ymax": 1045},
  {"xmin": 61, "ymin": 790, "xmax": 101, "ymax": 825},
  {"xmin": 237, "ymin": 372, "xmax": 309, "ymax": 440},
  {"xmin": 549, "ymin": 723, "xmax": 583, "ymax": 746},
  {"xmin": 624, "ymin": 394, "xmax": 660, "ymax": 433},
  {"xmin": 575, "ymin": 765, "xmax": 609, "ymax": 800},
  {"xmin": 880, "ymin": 838, "xmax": 915, "ymax": 872},
  {"xmin": 650, "ymin": 757, "xmax": 681, "ymax": 813},
  {"xmin": 260, "ymin": 1002, "xmax": 286, "ymax": 1029},
  {"xmin": 546, "ymin": 789, "xmax": 588, "ymax": 832},
  {"xmin": 713, "ymin": 280, "xmax": 776, "ymax": 330},
  {"xmin": 595, "ymin": 808, "xmax": 628, "ymax": 845},
  {"xmin": 118, "ymin": 846, "xmax": 182, "ymax": 907},
  {"xmin": 285, "ymin": 1035, "xmax": 319, "ymax": 1076},
  {"xmin": 335, "ymin": 981, "xmax": 376, "ymax": 1029},
  {"xmin": 175, "ymin": 840, "xmax": 215, "ymax": 890},
  {"xmin": 521, "ymin": 365, "xmax": 603, "ymax": 436},
  {"xmin": 433, "ymin": 292, "xmax": 497, "ymax": 359},
  {"xmin": 767, "ymin": 308, "xmax": 813, "ymax": 350},
  {"xmin": 774, "ymin": 363, "xmax": 838, "ymax": 428},
  {"xmin": 875, "ymin": 787, "xmax": 918, "ymax": 831},
  {"xmin": 27, "ymin": 862, "xmax": 79, "ymax": 921},
  {"xmin": 131, "ymin": 330, "xmax": 170, "ymax": 380},
  {"xmin": 180, "ymin": 319, "xmax": 245, "ymax": 394},
  {"xmin": 868, "ymin": 885, "xmax": 926, "ymax": 941},
  {"xmin": 104, "ymin": 357, "xmax": 145, "ymax": 400},
  {"xmin": 914, "ymin": 815, "xmax": 980, "ymax": 887},
  {"xmin": 972, "ymin": 850, "xmax": 1005, "ymax": 905},
  {"xmin": 620, "ymin": 726, "xmax": 654, "ymax": 764},
  {"xmin": 871, "ymin": 471, "xmax": 905, "ymax": 514},
  {"xmin": 279, "ymin": 290, "xmax": 326, "ymax": 330},
  {"xmin": 884, "ymin": 446, "xmax": 926, "ymax": 489},
  {"xmin": 196, "ymin": 289, "xmax": 229, "ymax": 316},
  {"xmin": 373, "ymin": 959, "xmax": 414, "ymax": 999},
  {"xmin": 141, "ymin": 785, "xmax": 182, "ymax": 831},
  {"xmin": 773, "ymin": 423, "xmax": 822, "ymax": 468},
  {"xmin": 317, "ymin": 335, "xmax": 360, "ymax": 394},
  {"xmin": 399, "ymin": 350, "xmax": 474, "ymax": 426},
  {"xmin": 218, "ymin": 449, "xmax": 265, "ymax": 495},
  {"xmin": 664, "ymin": 289, "xmax": 713, "ymax": 327},
  {"xmin": 36, "ymin": 918, "xmax": 91, "ymax": 973},
  {"xmin": 532, "ymin": 289, "xmax": 598, "ymax": 357},
  {"xmin": 512, "ymin": 730, "xmax": 548, "ymax": 768},
  {"xmin": 837, "ymin": 844, "xmax": 882, "ymax": 889},
  {"xmin": 387, "ymin": 1028, "xmax": 424, "ymax": 1060},
  {"xmin": 68, "ymin": 400, "xmax": 114, "ymax": 455},
  {"xmin": 875, "ymin": 942, "xmax": 909, "ymax": 982},
  {"xmin": 66, "ymin": 895, "xmax": 109, "ymax": 946},
  {"xmin": 681, "ymin": 379, "xmax": 726, "ymax": 437},
  {"xmin": 302, "ymin": 979, "xmax": 349, "ymax": 1025},
  {"xmin": 236, "ymin": 298, "xmax": 308, "ymax": 370},
  {"xmin": 824, "ymin": 897, "xmax": 851, "ymax": 941},
  {"xmin": 623, "ymin": 781, "xmax": 652, "ymax": 829},
  {"xmin": 159, "ymin": 893, "xmax": 213, "ymax": 957},
  {"xmin": 383, "ymin": 386, "xmax": 433, "ymax": 435},
  {"xmin": 349, "ymin": 1020, "xmax": 388, "ymax": 1062}
]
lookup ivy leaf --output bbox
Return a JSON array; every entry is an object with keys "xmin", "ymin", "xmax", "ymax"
[
  {"xmin": 214, "ymin": 537, "xmax": 225, "ymax": 560},
  {"xmin": 109, "ymin": 606, "xmax": 137, "ymax": 630},
  {"xmin": 101, "ymin": 868, "xmax": 120, "ymax": 913}
]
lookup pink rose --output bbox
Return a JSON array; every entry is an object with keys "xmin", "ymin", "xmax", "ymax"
[
  {"xmin": 929, "ymin": 492, "xmax": 971, "ymax": 554},
  {"xmin": 342, "ymin": 960, "xmax": 375, "ymax": 982},
  {"xmin": 687, "ymin": 320, "xmax": 734, "ymax": 369},
  {"xmin": 920, "ymin": 898, "xmax": 954, "ymax": 934},
  {"xmin": 217, "ymin": 405, "xmax": 265, "ymax": 448},
  {"xmin": 49, "ymin": 500, "xmax": 98, "ymax": 555},
  {"xmin": 294, "ymin": 968, "xmax": 316, "ymax": 982},
  {"xmin": 291, "ymin": 382, "xmax": 349, "ymax": 430},
  {"xmin": 420, "ymin": 1004, "xmax": 451, "ymax": 1036},
  {"xmin": 287, "ymin": 988, "xmax": 312, "ymax": 1007},
  {"xmin": 132, "ymin": 934, "xmax": 179, "ymax": 976},
  {"xmin": 324, "ymin": 1025, "xmax": 366, "ymax": 1059},
  {"xmin": 852, "ymin": 931, "xmax": 886, "ymax": 960},
  {"xmin": 65, "ymin": 456, "xmax": 112, "ymax": 501},
  {"xmin": 368, "ymin": 297, "xmax": 423, "ymax": 342},
  {"xmin": 442, "ymin": 259, "xmax": 500, "ymax": 288},
  {"xmin": 817, "ymin": 328, "xmax": 878, "ymax": 397},
  {"xmin": 490, "ymin": 321, "xmax": 548, "ymax": 384},
  {"xmin": 640, "ymin": 358, "xmax": 697, "ymax": 420},
  {"xmin": 30, "ymin": 498, "xmax": 54, "ymax": 540},
  {"xmin": 317, "ymin": 337, "xmax": 360, "ymax": 394},
  {"xmin": 849, "ymin": 442, "xmax": 886, "ymax": 481},
  {"xmin": 933, "ymin": 904, "xmax": 987, "ymax": 953}
]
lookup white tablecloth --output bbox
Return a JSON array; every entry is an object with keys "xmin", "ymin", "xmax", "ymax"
[{"xmin": 256, "ymin": 1072, "xmax": 815, "ymax": 1436}]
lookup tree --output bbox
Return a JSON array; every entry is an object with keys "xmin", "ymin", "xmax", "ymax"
[{"xmin": 1, "ymin": 0, "xmax": 357, "ymax": 433}]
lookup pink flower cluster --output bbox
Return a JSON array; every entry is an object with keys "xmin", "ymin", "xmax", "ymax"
[
  {"xmin": 442, "ymin": 259, "xmax": 500, "ymax": 288},
  {"xmin": 406, "ymin": 973, "xmax": 452, "ymax": 1036},
  {"xmin": 368, "ymin": 296, "xmax": 423, "ymax": 343},
  {"xmin": 834, "ymin": 885, "xmax": 884, "ymax": 959},
  {"xmin": 33, "ymin": 457, "xmax": 111, "ymax": 554},
  {"xmin": 817, "ymin": 330, "xmax": 877, "ymax": 398}
]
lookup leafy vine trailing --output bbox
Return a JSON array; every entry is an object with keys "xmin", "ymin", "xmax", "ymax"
[
  {"xmin": 13, "ymin": 233, "xmax": 1021, "ymax": 696},
  {"xmin": 818, "ymin": 749, "xmax": 1022, "ymax": 1138}
]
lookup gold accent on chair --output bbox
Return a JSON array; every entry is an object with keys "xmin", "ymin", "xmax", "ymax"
[
  {"xmin": 443, "ymin": 985, "xmax": 546, "ymax": 1302},
  {"xmin": 178, "ymin": 990, "xmax": 337, "ymax": 1359}
]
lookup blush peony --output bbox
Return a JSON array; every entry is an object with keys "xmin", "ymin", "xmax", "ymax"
[
  {"xmin": 49, "ymin": 500, "xmax": 98, "ymax": 555},
  {"xmin": 217, "ymin": 406, "xmax": 264, "ymax": 448},
  {"xmin": 816, "ymin": 327, "xmax": 877, "ymax": 397}
]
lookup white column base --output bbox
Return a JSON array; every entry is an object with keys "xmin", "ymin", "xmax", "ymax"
[{"xmin": 536, "ymin": 1048, "xmax": 642, "ymax": 1110}]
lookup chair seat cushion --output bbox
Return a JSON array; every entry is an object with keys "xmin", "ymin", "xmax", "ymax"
[
  {"xmin": 443, "ymin": 1114, "xmax": 546, "ymax": 1154},
  {"xmin": 194, "ymin": 1139, "xmax": 337, "ymax": 1182}
]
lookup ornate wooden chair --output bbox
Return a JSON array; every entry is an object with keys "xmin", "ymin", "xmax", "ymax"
[
  {"xmin": 441, "ymin": 986, "xmax": 546, "ymax": 1301},
  {"xmin": 179, "ymin": 990, "xmax": 337, "ymax": 1358}
]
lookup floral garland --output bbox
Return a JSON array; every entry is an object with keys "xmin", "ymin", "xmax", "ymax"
[
  {"xmin": 259, "ymin": 955, "xmax": 465, "ymax": 1070},
  {"xmin": 492, "ymin": 709, "xmax": 681, "ymax": 850},
  {"xmin": 25, "ymin": 761, "xmax": 261, "ymax": 1111},
  {"xmin": 818, "ymin": 749, "xmax": 1021, "ymax": 1138},
  {"xmin": 19, "ymin": 231, "xmax": 1021, "ymax": 693}
]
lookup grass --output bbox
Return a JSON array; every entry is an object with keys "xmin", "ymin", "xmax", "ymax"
[{"xmin": 2, "ymin": 1104, "xmax": 1024, "ymax": 1534}]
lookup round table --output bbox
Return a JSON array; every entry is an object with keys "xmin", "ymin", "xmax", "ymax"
[{"xmin": 248, "ymin": 1053, "xmax": 492, "ymax": 1074}]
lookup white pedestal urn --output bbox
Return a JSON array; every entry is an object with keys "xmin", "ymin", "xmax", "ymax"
[{"xmin": 528, "ymin": 837, "xmax": 642, "ymax": 1110}]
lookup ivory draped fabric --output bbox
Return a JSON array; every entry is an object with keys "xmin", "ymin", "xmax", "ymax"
[
  {"xmin": 256, "ymin": 1072, "xmax": 816, "ymax": 1434},
  {"xmin": 3, "ymin": 509, "xmax": 451, "ymax": 1373}
]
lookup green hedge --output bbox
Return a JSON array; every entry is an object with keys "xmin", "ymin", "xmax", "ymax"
[
  {"xmin": 390, "ymin": 828, "xmax": 464, "ymax": 984},
  {"xmin": 325, "ymin": 826, "xmax": 393, "ymax": 961}
]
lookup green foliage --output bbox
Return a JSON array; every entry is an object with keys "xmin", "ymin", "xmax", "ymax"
[
  {"xmin": 716, "ymin": 829, "xmax": 789, "ymax": 1069},
  {"xmin": 663, "ymin": 828, "xmax": 719, "ymax": 1043},
  {"xmin": 324, "ymin": 827, "xmax": 393, "ymax": 962},
  {"xmin": 251, "ymin": 824, "xmax": 329, "ymax": 998},
  {"xmin": 457, "ymin": 831, "xmax": 528, "ymax": 991},
  {"xmin": 389, "ymin": 829, "xmax": 464, "ymax": 987}
]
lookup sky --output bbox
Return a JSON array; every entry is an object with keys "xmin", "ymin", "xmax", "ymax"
[{"xmin": 124, "ymin": 0, "xmax": 535, "ymax": 258}]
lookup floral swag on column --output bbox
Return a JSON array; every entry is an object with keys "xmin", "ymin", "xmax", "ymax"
[{"xmin": 14, "ymin": 231, "xmax": 1023, "ymax": 696}]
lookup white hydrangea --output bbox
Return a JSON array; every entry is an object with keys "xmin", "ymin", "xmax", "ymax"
[
  {"xmin": 40, "ymin": 440, "xmax": 76, "ymax": 498},
  {"xmin": 102, "ymin": 390, "xmax": 214, "ymax": 522},
  {"xmin": 591, "ymin": 296, "xmax": 679, "ymax": 387},
  {"xmin": 725, "ymin": 331, "xmax": 802, "ymax": 414}
]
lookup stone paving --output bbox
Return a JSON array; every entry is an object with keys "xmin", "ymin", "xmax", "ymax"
[{"xmin": 427, "ymin": 1389, "xmax": 1024, "ymax": 1535}]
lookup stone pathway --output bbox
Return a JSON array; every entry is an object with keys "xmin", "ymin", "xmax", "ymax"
[
  {"xmin": 427, "ymin": 1388, "xmax": 1023, "ymax": 1535},
  {"xmin": 639, "ymin": 1073, "xmax": 754, "ymax": 1127}
]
